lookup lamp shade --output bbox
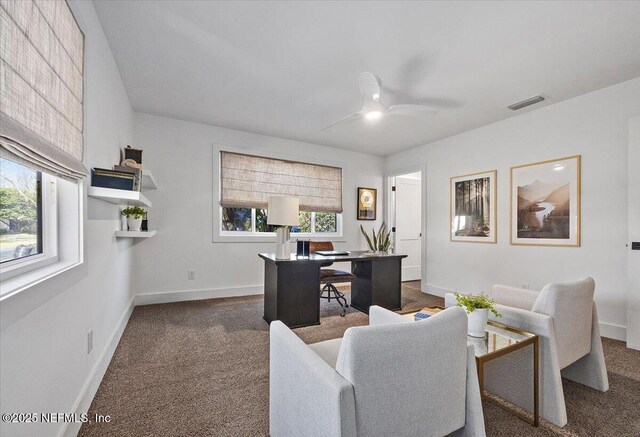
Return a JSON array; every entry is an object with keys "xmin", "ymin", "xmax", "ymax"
[{"xmin": 267, "ymin": 196, "xmax": 299, "ymax": 226}]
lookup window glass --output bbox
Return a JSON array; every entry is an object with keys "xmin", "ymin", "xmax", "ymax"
[
  {"xmin": 256, "ymin": 209, "xmax": 275, "ymax": 233},
  {"xmin": 221, "ymin": 207, "xmax": 252, "ymax": 231},
  {"xmin": 221, "ymin": 207, "xmax": 339, "ymax": 235},
  {"xmin": 292, "ymin": 211, "xmax": 311, "ymax": 233},
  {"xmin": 315, "ymin": 212, "xmax": 337, "ymax": 233},
  {"xmin": 0, "ymin": 158, "xmax": 42, "ymax": 263}
]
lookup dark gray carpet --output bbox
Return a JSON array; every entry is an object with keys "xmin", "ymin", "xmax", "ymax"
[{"xmin": 79, "ymin": 282, "xmax": 640, "ymax": 437}]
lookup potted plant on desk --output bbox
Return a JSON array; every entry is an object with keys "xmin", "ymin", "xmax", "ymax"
[
  {"xmin": 454, "ymin": 292, "xmax": 502, "ymax": 337},
  {"xmin": 121, "ymin": 206, "xmax": 146, "ymax": 231},
  {"xmin": 360, "ymin": 222, "xmax": 392, "ymax": 254}
]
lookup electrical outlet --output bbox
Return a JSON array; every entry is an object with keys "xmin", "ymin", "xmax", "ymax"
[
  {"xmin": 188, "ymin": 270, "xmax": 195, "ymax": 280},
  {"xmin": 87, "ymin": 330, "xmax": 93, "ymax": 354},
  {"xmin": 521, "ymin": 283, "xmax": 530, "ymax": 289}
]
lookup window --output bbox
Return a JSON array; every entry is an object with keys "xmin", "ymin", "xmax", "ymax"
[
  {"xmin": 221, "ymin": 208, "xmax": 341, "ymax": 236},
  {"xmin": 217, "ymin": 151, "xmax": 344, "ymax": 240},
  {"xmin": 0, "ymin": 157, "xmax": 57, "ymax": 280},
  {"xmin": 0, "ymin": 0, "xmax": 84, "ymax": 297}
]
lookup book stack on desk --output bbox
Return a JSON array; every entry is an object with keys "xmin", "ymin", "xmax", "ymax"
[{"xmin": 413, "ymin": 306, "xmax": 444, "ymax": 321}]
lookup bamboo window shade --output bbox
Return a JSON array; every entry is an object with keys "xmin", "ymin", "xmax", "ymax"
[
  {"xmin": 220, "ymin": 151, "xmax": 343, "ymax": 213},
  {"xmin": 0, "ymin": 0, "xmax": 87, "ymax": 179}
]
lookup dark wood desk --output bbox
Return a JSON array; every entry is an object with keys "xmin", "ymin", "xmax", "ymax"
[{"xmin": 259, "ymin": 251, "xmax": 407, "ymax": 328}]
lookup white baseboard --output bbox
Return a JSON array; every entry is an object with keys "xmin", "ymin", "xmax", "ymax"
[
  {"xmin": 598, "ymin": 322, "xmax": 627, "ymax": 342},
  {"xmin": 134, "ymin": 285, "xmax": 263, "ymax": 306},
  {"xmin": 422, "ymin": 283, "xmax": 454, "ymax": 298},
  {"xmin": 61, "ymin": 297, "xmax": 135, "ymax": 437},
  {"xmin": 422, "ymin": 283, "xmax": 627, "ymax": 341}
]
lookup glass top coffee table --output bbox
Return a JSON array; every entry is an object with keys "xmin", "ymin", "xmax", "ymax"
[{"xmin": 402, "ymin": 307, "xmax": 540, "ymax": 427}]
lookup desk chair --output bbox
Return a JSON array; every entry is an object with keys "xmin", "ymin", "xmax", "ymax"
[{"xmin": 309, "ymin": 241, "xmax": 355, "ymax": 317}]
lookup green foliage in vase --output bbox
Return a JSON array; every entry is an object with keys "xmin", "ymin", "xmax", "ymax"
[
  {"xmin": 360, "ymin": 222, "xmax": 392, "ymax": 252},
  {"xmin": 121, "ymin": 206, "xmax": 146, "ymax": 218},
  {"xmin": 454, "ymin": 292, "xmax": 502, "ymax": 317}
]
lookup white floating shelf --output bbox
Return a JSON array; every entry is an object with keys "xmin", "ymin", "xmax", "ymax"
[
  {"xmin": 88, "ymin": 186, "xmax": 152, "ymax": 207},
  {"xmin": 141, "ymin": 170, "xmax": 157, "ymax": 190},
  {"xmin": 115, "ymin": 230, "xmax": 157, "ymax": 238}
]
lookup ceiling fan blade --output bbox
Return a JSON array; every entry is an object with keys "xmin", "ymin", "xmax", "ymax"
[
  {"xmin": 388, "ymin": 104, "xmax": 438, "ymax": 116},
  {"xmin": 321, "ymin": 112, "xmax": 362, "ymax": 131},
  {"xmin": 359, "ymin": 72, "xmax": 381, "ymax": 100}
]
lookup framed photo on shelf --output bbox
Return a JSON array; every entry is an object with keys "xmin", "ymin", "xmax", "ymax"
[
  {"xmin": 357, "ymin": 187, "xmax": 377, "ymax": 220},
  {"xmin": 450, "ymin": 170, "xmax": 497, "ymax": 243},
  {"xmin": 510, "ymin": 155, "xmax": 581, "ymax": 247}
]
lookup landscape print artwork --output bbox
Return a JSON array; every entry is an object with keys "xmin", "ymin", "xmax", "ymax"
[
  {"xmin": 450, "ymin": 170, "xmax": 496, "ymax": 243},
  {"xmin": 511, "ymin": 155, "xmax": 580, "ymax": 246}
]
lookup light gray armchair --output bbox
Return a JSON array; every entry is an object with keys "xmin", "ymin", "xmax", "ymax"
[
  {"xmin": 269, "ymin": 306, "xmax": 486, "ymax": 437},
  {"xmin": 445, "ymin": 277, "xmax": 608, "ymax": 427}
]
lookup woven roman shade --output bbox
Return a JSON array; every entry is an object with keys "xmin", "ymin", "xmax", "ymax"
[
  {"xmin": 0, "ymin": 0, "xmax": 87, "ymax": 179},
  {"xmin": 220, "ymin": 151, "xmax": 343, "ymax": 213}
]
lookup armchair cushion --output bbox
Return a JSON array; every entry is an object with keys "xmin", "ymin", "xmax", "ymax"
[
  {"xmin": 490, "ymin": 285, "xmax": 540, "ymax": 310},
  {"xmin": 309, "ymin": 338, "xmax": 342, "ymax": 368}
]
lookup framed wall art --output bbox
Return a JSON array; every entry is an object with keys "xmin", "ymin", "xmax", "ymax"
[
  {"xmin": 357, "ymin": 187, "xmax": 377, "ymax": 220},
  {"xmin": 450, "ymin": 170, "xmax": 497, "ymax": 243},
  {"xmin": 510, "ymin": 155, "xmax": 581, "ymax": 247}
]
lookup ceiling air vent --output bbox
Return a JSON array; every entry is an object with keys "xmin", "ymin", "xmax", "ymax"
[{"xmin": 508, "ymin": 95, "xmax": 545, "ymax": 111}]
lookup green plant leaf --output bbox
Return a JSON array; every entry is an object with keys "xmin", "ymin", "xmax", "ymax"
[
  {"xmin": 454, "ymin": 291, "xmax": 501, "ymax": 317},
  {"xmin": 360, "ymin": 224, "xmax": 374, "ymax": 250}
]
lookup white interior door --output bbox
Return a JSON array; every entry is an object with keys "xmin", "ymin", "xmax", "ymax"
[
  {"xmin": 395, "ymin": 176, "xmax": 422, "ymax": 281},
  {"xmin": 628, "ymin": 116, "xmax": 640, "ymax": 350}
]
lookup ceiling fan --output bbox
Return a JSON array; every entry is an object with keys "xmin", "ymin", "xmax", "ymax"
[{"xmin": 321, "ymin": 72, "xmax": 438, "ymax": 130}]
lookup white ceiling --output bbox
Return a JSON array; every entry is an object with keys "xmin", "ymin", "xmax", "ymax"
[{"xmin": 94, "ymin": 1, "xmax": 640, "ymax": 156}]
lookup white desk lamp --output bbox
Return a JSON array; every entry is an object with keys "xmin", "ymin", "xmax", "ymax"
[{"xmin": 267, "ymin": 196, "xmax": 300, "ymax": 260}]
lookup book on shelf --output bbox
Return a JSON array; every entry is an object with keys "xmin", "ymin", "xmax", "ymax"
[{"xmin": 91, "ymin": 168, "xmax": 140, "ymax": 191}]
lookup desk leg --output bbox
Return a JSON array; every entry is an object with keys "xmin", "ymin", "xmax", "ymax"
[
  {"xmin": 263, "ymin": 261, "xmax": 320, "ymax": 328},
  {"xmin": 350, "ymin": 258, "xmax": 402, "ymax": 314}
]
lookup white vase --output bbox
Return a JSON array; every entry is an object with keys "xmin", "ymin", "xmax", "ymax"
[
  {"xmin": 467, "ymin": 308, "xmax": 489, "ymax": 338},
  {"xmin": 127, "ymin": 215, "xmax": 142, "ymax": 231}
]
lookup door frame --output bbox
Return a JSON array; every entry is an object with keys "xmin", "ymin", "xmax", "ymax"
[
  {"xmin": 385, "ymin": 163, "xmax": 427, "ymax": 285},
  {"xmin": 628, "ymin": 116, "xmax": 640, "ymax": 350}
]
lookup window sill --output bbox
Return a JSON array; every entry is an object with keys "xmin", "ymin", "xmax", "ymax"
[
  {"xmin": 213, "ymin": 233, "xmax": 346, "ymax": 244},
  {"xmin": 0, "ymin": 259, "xmax": 82, "ymax": 301}
]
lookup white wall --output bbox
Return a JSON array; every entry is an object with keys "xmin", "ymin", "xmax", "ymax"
[
  {"xmin": 132, "ymin": 113, "xmax": 384, "ymax": 303},
  {"xmin": 0, "ymin": 2, "xmax": 135, "ymax": 436},
  {"xmin": 385, "ymin": 77, "xmax": 640, "ymax": 341}
]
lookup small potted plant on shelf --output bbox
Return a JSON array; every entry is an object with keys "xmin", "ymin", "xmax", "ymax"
[
  {"xmin": 360, "ymin": 222, "xmax": 392, "ymax": 253},
  {"xmin": 454, "ymin": 292, "xmax": 502, "ymax": 337},
  {"xmin": 121, "ymin": 206, "xmax": 147, "ymax": 231}
]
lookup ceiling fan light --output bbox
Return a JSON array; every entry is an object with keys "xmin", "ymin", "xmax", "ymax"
[{"xmin": 365, "ymin": 110, "xmax": 382, "ymax": 120}]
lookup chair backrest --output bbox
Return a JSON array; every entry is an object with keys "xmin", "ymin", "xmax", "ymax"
[
  {"xmin": 335, "ymin": 307, "xmax": 468, "ymax": 437},
  {"xmin": 309, "ymin": 241, "xmax": 334, "ymax": 253},
  {"xmin": 532, "ymin": 277, "xmax": 595, "ymax": 368},
  {"xmin": 310, "ymin": 241, "xmax": 334, "ymax": 267}
]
